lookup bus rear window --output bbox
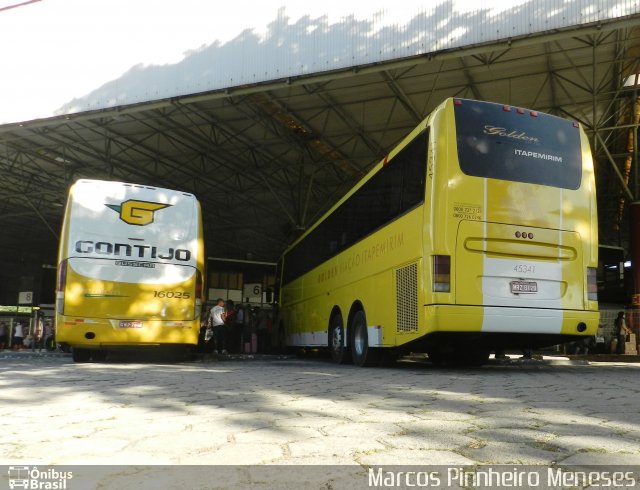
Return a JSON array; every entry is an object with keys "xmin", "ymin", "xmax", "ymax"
[{"xmin": 454, "ymin": 99, "xmax": 582, "ymax": 190}]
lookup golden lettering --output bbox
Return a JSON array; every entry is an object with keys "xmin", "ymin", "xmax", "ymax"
[{"xmin": 483, "ymin": 125, "xmax": 539, "ymax": 143}]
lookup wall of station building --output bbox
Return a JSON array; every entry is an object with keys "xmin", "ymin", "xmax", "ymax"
[{"xmin": 1, "ymin": 0, "xmax": 638, "ymax": 124}]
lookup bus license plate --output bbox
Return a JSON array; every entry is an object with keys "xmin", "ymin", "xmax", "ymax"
[
  {"xmin": 510, "ymin": 281, "xmax": 538, "ymax": 294},
  {"xmin": 119, "ymin": 321, "xmax": 143, "ymax": 328}
]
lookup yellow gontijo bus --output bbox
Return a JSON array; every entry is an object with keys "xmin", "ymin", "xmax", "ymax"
[
  {"xmin": 277, "ymin": 97, "xmax": 598, "ymax": 366},
  {"xmin": 56, "ymin": 179, "xmax": 205, "ymax": 362}
]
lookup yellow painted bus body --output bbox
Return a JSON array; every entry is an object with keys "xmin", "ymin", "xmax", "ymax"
[
  {"xmin": 55, "ymin": 180, "xmax": 205, "ymax": 360},
  {"xmin": 278, "ymin": 98, "xmax": 598, "ymax": 365}
]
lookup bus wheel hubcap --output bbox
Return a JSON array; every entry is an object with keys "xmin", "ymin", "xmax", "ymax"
[
  {"xmin": 332, "ymin": 327, "xmax": 342, "ymax": 351},
  {"xmin": 354, "ymin": 327, "xmax": 365, "ymax": 356}
]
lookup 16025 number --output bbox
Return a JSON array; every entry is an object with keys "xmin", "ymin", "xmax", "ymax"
[{"xmin": 153, "ymin": 291, "xmax": 191, "ymax": 299}]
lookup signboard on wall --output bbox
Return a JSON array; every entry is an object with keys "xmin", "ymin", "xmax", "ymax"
[
  {"xmin": 18, "ymin": 291, "xmax": 33, "ymax": 304},
  {"xmin": 243, "ymin": 283, "xmax": 262, "ymax": 303}
]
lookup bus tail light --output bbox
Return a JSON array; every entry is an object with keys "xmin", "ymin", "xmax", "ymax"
[
  {"xmin": 56, "ymin": 259, "xmax": 68, "ymax": 314},
  {"xmin": 433, "ymin": 255, "xmax": 451, "ymax": 292},
  {"xmin": 587, "ymin": 267, "xmax": 598, "ymax": 301}
]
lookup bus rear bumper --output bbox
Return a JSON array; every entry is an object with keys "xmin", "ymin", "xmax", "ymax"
[
  {"xmin": 55, "ymin": 316, "xmax": 200, "ymax": 347},
  {"xmin": 426, "ymin": 304, "xmax": 599, "ymax": 337},
  {"xmin": 389, "ymin": 305, "xmax": 601, "ymax": 352}
]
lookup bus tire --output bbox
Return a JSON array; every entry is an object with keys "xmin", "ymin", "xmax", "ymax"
[
  {"xmin": 72, "ymin": 348, "xmax": 91, "ymax": 363},
  {"xmin": 350, "ymin": 310, "xmax": 380, "ymax": 367},
  {"xmin": 92, "ymin": 350, "xmax": 107, "ymax": 362},
  {"xmin": 379, "ymin": 350, "xmax": 399, "ymax": 367},
  {"xmin": 329, "ymin": 313, "xmax": 351, "ymax": 364},
  {"xmin": 449, "ymin": 347, "xmax": 490, "ymax": 367},
  {"xmin": 457, "ymin": 349, "xmax": 490, "ymax": 367},
  {"xmin": 427, "ymin": 349, "xmax": 444, "ymax": 366}
]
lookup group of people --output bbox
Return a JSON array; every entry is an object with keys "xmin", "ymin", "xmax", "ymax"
[
  {"xmin": 568, "ymin": 311, "xmax": 633, "ymax": 355},
  {"xmin": 0, "ymin": 321, "xmax": 26, "ymax": 350},
  {"xmin": 200, "ymin": 299, "xmax": 273, "ymax": 355},
  {"xmin": 0, "ymin": 319, "xmax": 55, "ymax": 351},
  {"xmin": 493, "ymin": 311, "xmax": 636, "ymax": 358}
]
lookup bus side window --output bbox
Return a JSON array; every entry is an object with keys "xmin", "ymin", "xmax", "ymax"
[{"xmin": 400, "ymin": 130, "xmax": 428, "ymax": 211}]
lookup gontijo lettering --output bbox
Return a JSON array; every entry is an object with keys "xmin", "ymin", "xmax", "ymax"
[{"xmin": 74, "ymin": 240, "xmax": 191, "ymax": 261}]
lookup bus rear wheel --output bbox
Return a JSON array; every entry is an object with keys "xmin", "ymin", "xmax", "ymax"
[
  {"xmin": 329, "ymin": 313, "xmax": 350, "ymax": 364},
  {"xmin": 350, "ymin": 310, "xmax": 380, "ymax": 367}
]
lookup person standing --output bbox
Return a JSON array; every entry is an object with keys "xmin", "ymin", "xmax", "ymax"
[
  {"xmin": 256, "ymin": 309, "xmax": 273, "ymax": 353},
  {"xmin": 594, "ymin": 324, "xmax": 606, "ymax": 354},
  {"xmin": 0, "ymin": 322, "xmax": 7, "ymax": 350},
  {"xmin": 615, "ymin": 311, "xmax": 631, "ymax": 355},
  {"xmin": 242, "ymin": 306, "xmax": 254, "ymax": 353},
  {"xmin": 43, "ymin": 320, "xmax": 55, "ymax": 351},
  {"xmin": 232, "ymin": 304, "xmax": 245, "ymax": 354},
  {"xmin": 201, "ymin": 306, "xmax": 213, "ymax": 352},
  {"xmin": 12, "ymin": 322, "xmax": 24, "ymax": 351},
  {"xmin": 224, "ymin": 300, "xmax": 236, "ymax": 354},
  {"xmin": 209, "ymin": 298, "xmax": 227, "ymax": 354}
]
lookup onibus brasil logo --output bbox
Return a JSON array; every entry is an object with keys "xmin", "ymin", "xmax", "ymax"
[
  {"xmin": 7, "ymin": 466, "xmax": 73, "ymax": 489},
  {"xmin": 106, "ymin": 200, "xmax": 171, "ymax": 226}
]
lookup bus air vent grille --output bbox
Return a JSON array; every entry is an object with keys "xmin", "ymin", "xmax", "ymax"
[{"xmin": 396, "ymin": 263, "xmax": 418, "ymax": 332}]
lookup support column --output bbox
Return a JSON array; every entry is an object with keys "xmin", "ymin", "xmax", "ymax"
[{"xmin": 630, "ymin": 202, "xmax": 640, "ymax": 306}]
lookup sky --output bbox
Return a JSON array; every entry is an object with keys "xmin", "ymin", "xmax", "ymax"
[{"xmin": 1, "ymin": 0, "xmax": 241, "ymax": 122}]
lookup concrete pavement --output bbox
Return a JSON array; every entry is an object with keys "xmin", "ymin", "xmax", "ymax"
[{"xmin": 1, "ymin": 352, "xmax": 640, "ymax": 487}]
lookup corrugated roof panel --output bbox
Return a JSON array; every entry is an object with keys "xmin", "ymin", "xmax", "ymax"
[{"xmin": 0, "ymin": 0, "xmax": 638, "ymax": 123}]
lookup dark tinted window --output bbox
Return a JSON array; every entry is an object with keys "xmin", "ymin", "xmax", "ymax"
[
  {"xmin": 454, "ymin": 100, "xmax": 582, "ymax": 189},
  {"xmin": 282, "ymin": 130, "xmax": 428, "ymax": 285}
]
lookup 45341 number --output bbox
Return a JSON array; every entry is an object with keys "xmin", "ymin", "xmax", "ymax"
[{"xmin": 513, "ymin": 264, "xmax": 535, "ymax": 274}]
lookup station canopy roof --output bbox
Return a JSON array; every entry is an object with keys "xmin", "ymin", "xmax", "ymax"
[{"xmin": 0, "ymin": 16, "xmax": 639, "ymax": 274}]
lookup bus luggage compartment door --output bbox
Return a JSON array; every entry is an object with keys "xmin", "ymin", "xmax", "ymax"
[
  {"xmin": 62, "ymin": 258, "xmax": 197, "ymax": 320},
  {"xmin": 455, "ymin": 220, "xmax": 583, "ymax": 311}
]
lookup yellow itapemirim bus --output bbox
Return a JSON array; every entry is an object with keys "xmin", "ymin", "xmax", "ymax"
[
  {"xmin": 277, "ymin": 97, "xmax": 598, "ymax": 366},
  {"xmin": 55, "ymin": 179, "xmax": 205, "ymax": 362}
]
